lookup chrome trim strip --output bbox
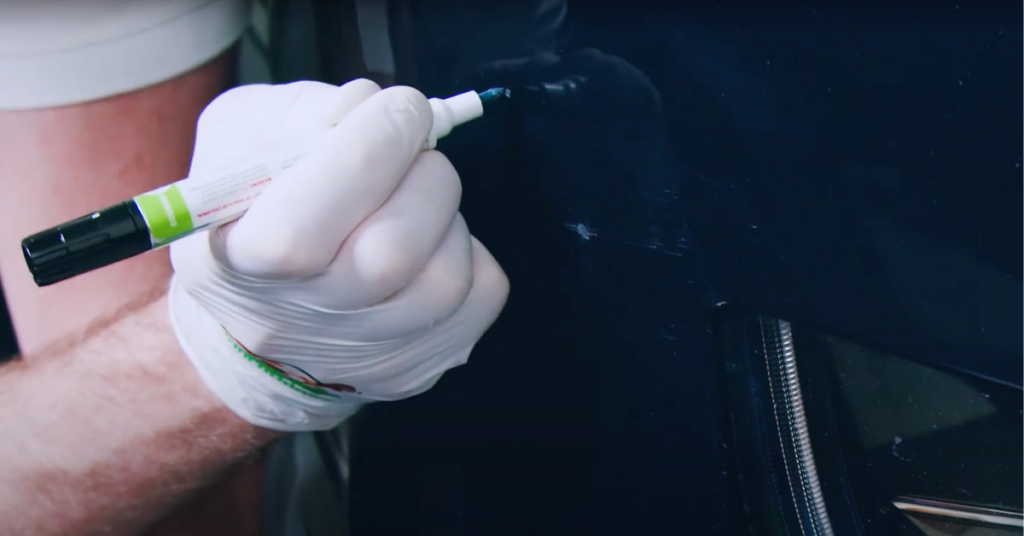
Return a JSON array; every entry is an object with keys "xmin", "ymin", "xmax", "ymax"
[
  {"xmin": 760, "ymin": 317, "xmax": 834, "ymax": 536},
  {"xmin": 893, "ymin": 497, "xmax": 1024, "ymax": 529}
]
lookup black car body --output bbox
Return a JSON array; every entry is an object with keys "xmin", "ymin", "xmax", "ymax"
[{"xmin": 292, "ymin": 3, "xmax": 1021, "ymax": 535}]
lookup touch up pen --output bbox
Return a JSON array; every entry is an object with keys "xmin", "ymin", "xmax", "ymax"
[{"xmin": 22, "ymin": 87, "xmax": 511, "ymax": 287}]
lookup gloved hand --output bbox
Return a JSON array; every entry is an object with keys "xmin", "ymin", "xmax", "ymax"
[{"xmin": 168, "ymin": 79, "xmax": 509, "ymax": 432}]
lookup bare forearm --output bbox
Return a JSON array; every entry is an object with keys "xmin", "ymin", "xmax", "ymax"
[
  {"xmin": 0, "ymin": 53, "xmax": 230, "ymax": 357},
  {"xmin": 0, "ymin": 288, "xmax": 278, "ymax": 536}
]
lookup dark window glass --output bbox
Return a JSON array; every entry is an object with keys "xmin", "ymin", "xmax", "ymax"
[{"xmin": 794, "ymin": 326, "xmax": 1022, "ymax": 535}]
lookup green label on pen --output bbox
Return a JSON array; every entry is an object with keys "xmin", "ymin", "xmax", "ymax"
[{"xmin": 134, "ymin": 185, "xmax": 194, "ymax": 245}]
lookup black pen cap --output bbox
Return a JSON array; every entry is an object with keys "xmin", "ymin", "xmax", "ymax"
[{"xmin": 22, "ymin": 201, "xmax": 152, "ymax": 287}]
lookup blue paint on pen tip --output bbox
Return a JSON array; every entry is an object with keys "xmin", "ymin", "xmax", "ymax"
[{"xmin": 479, "ymin": 87, "xmax": 512, "ymax": 105}]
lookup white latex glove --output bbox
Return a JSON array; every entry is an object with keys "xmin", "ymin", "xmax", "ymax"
[{"xmin": 168, "ymin": 79, "xmax": 509, "ymax": 432}]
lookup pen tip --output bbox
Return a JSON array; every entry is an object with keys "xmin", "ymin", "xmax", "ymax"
[{"xmin": 479, "ymin": 87, "xmax": 512, "ymax": 105}]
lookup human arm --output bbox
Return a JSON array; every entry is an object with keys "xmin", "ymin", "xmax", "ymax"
[
  {"xmin": 0, "ymin": 55, "xmax": 229, "ymax": 357},
  {"xmin": 0, "ymin": 48, "xmax": 270, "ymax": 536},
  {"xmin": 0, "ymin": 2, "xmax": 272, "ymax": 534},
  {"xmin": 0, "ymin": 0, "xmax": 252, "ymax": 356},
  {"xmin": 0, "ymin": 3, "xmax": 508, "ymax": 531},
  {"xmin": 0, "ymin": 289, "xmax": 278, "ymax": 536},
  {"xmin": 0, "ymin": 74, "xmax": 509, "ymax": 535}
]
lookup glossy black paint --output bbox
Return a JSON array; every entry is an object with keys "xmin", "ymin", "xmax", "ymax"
[{"xmin": 340, "ymin": 2, "xmax": 1020, "ymax": 534}]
